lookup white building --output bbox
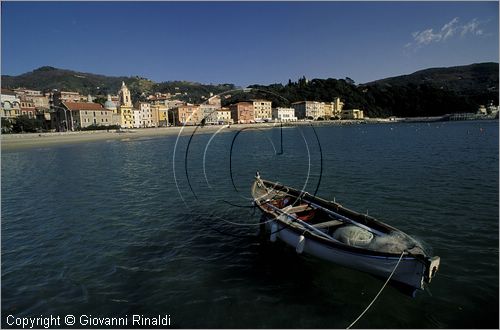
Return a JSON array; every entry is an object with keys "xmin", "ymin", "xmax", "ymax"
[
  {"xmin": 272, "ymin": 107, "xmax": 297, "ymax": 122},
  {"xmin": 135, "ymin": 102, "xmax": 154, "ymax": 127},
  {"xmin": 1, "ymin": 89, "xmax": 21, "ymax": 119},
  {"xmin": 199, "ymin": 104, "xmax": 219, "ymax": 125},
  {"xmin": 291, "ymin": 101, "xmax": 325, "ymax": 120}
]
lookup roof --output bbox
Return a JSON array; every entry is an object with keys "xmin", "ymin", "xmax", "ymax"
[{"xmin": 62, "ymin": 102, "xmax": 105, "ymax": 111}]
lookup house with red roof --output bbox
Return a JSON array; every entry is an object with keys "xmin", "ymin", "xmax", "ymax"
[{"xmin": 61, "ymin": 102, "xmax": 113, "ymax": 131}]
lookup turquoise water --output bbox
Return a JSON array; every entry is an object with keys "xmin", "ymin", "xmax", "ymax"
[{"xmin": 2, "ymin": 121, "xmax": 498, "ymax": 328}]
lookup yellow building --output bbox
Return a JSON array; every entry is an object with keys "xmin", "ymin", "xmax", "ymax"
[
  {"xmin": 333, "ymin": 97, "xmax": 344, "ymax": 118},
  {"xmin": 158, "ymin": 104, "xmax": 169, "ymax": 126},
  {"xmin": 117, "ymin": 82, "xmax": 133, "ymax": 128},
  {"xmin": 341, "ymin": 109, "xmax": 364, "ymax": 120},
  {"xmin": 291, "ymin": 101, "xmax": 325, "ymax": 120},
  {"xmin": 323, "ymin": 102, "xmax": 333, "ymax": 119},
  {"xmin": 252, "ymin": 99, "xmax": 272, "ymax": 122},
  {"xmin": 62, "ymin": 102, "xmax": 113, "ymax": 129},
  {"xmin": 217, "ymin": 107, "xmax": 232, "ymax": 124}
]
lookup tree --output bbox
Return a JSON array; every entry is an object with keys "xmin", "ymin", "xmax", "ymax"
[
  {"xmin": 1, "ymin": 117, "xmax": 12, "ymax": 133},
  {"xmin": 12, "ymin": 115, "xmax": 44, "ymax": 133},
  {"xmin": 345, "ymin": 77, "xmax": 355, "ymax": 85}
]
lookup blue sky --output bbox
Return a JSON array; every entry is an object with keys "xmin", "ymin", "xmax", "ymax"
[{"xmin": 1, "ymin": 1, "xmax": 498, "ymax": 87}]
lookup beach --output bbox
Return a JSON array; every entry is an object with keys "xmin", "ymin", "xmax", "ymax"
[
  {"xmin": 1, "ymin": 121, "xmax": 367, "ymax": 151},
  {"xmin": 0, "ymin": 125, "xmax": 264, "ymax": 151}
]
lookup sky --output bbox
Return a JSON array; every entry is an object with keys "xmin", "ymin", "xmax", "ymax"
[{"xmin": 1, "ymin": 1, "xmax": 498, "ymax": 87}]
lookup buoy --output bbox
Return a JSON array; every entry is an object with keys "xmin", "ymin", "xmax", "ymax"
[
  {"xmin": 296, "ymin": 235, "xmax": 306, "ymax": 254},
  {"xmin": 270, "ymin": 223, "xmax": 278, "ymax": 242}
]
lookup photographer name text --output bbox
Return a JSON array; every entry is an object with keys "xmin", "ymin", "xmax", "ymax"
[{"xmin": 6, "ymin": 314, "xmax": 171, "ymax": 328}]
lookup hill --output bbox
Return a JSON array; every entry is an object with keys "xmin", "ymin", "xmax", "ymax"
[
  {"xmin": 2, "ymin": 63, "xmax": 498, "ymax": 117},
  {"xmin": 365, "ymin": 62, "xmax": 498, "ymax": 95},
  {"xmin": 243, "ymin": 63, "xmax": 498, "ymax": 117},
  {"xmin": 1, "ymin": 66, "xmax": 236, "ymax": 104}
]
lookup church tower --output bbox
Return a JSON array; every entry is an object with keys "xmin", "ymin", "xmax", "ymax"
[
  {"xmin": 117, "ymin": 81, "xmax": 133, "ymax": 128},
  {"xmin": 119, "ymin": 81, "xmax": 132, "ymax": 107}
]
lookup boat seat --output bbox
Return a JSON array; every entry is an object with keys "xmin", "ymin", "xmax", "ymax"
[
  {"xmin": 283, "ymin": 204, "xmax": 312, "ymax": 213},
  {"xmin": 313, "ymin": 219, "xmax": 344, "ymax": 229}
]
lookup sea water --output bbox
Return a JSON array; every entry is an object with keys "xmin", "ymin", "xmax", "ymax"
[{"xmin": 2, "ymin": 120, "xmax": 498, "ymax": 328}]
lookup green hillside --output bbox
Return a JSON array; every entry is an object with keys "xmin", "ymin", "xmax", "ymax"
[
  {"xmin": 2, "ymin": 63, "xmax": 498, "ymax": 117},
  {"xmin": 243, "ymin": 63, "xmax": 498, "ymax": 117},
  {"xmin": 1, "ymin": 66, "xmax": 236, "ymax": 104}
]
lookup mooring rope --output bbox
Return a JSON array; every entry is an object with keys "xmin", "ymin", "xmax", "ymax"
[{"xmin": 346, "ymin": 250, "xmax": 406, "ymax": 329}]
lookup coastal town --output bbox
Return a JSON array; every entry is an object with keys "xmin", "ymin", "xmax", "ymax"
[
  {"xmin": 0, "ymin": 82, "xmax": 366, "ymax": 133},
  {"xmin": 2, "ymin": 80, "xmax": 498, "ymax": 134}
]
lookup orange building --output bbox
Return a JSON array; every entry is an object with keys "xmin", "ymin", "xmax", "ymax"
[
  {"xmin": 172, "ymin": 105, "xmax": 202, "ymax": 126},
  {"xmin": 229, "ymin": 102, "xmax": 254, "ymax": 124}
]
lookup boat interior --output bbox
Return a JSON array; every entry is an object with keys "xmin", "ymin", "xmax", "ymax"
[{"xmin": 261, "ymin": 193, "xmax": 347, "ymax": 236}]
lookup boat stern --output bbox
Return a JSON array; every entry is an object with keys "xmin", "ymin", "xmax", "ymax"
[{"xmin": 424, "ymin": 256, "xmax": 440, "ymax": 284}]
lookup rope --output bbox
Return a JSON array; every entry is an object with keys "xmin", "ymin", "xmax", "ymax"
[{"xmin": 346, "ymin": 250, "xmax": 406, "ymax": 329}]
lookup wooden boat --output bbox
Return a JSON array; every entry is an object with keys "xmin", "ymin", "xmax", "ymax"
[{"xmin": 251, "ymin": 172, "xmax": 440, "ymax": 294}]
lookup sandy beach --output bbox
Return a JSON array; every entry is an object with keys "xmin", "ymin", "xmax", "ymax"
[
  {"xmin": 1, "ymin": 121, "xmax": 367, "ymax": 151},
  {"xmin": 0, "ymin": 124, "xmax": 274, "ymax": 151}
]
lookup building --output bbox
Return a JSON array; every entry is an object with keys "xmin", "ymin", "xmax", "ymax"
[
  {"xmin": 217, "ymin": 107, "xmax": 232, "ymax": 124},
  {"xmin": 199, "ymin": 104, "xmax": 219, "ymax": 125},
  {"xmin": 51, "ymin": 90, "xmax": 82, "ymax": 107},
  {"xmin": 134, "ymin": 102, "xmax": 154, "ymax": 127},
  {"xmin": 207, "ymin": 95, "xmax": 222, "ymax": 108},
  {"xmin": 20, "ymin": 99, "xmax": 36, "ymax": 118},
  {"xmin": 291, "ymin": 101, "xmax": 325, "ymax": 120},
  {"xmin": 341, "ymin": 109, "xmax": 364, "ymax": 120},
  {"xmin": 323, "ymin": 102, "xmax": 333, "ymax": 119},
  {"xmin": 117, "ymin": 82, "xmax": 133, "ymax": 128},
  {"xmin": 1, "ymin": 89, "xmax": 21, "ymax": 119},
  {"xmin": 171, "ymin": 105, "xmax": 202, "ymax": 126},
  {"xmin": 61, "ymin": 102, "xmax": 112, "ymax": 130},
  {"xmin": 104, "ymin": 94, "xmax": 118, "ymax": 112},
  {"xmin": 13, "ymin": 89, "xmax": 49, "ymax": 110},
  {"xmin": 229, "ymin": 102, "xmax": 254, "ymax": 124},
  {"xmin": 103, "ymin": 94, "xmax": 121, "ymax": 126},
  {"xmin": 332, "ymin": 97, "xmax": 344, "ymax": 118},
  {"xmin": 152, "ymin": 104, "xmax": 169, "ymax": 126},
  {"xmin": 272, "ymin": 107, "xmax": 297, "ymax": 122},
  {"xmin": 13, "ymin": 88, "xmax": 42, "ymax": 98},
  {"xmin": 118, "ymin": 81, "xmax": 132, "ymax": 107},
  {"xmin": 252, "ymin": 99, "xmax": 272, "ymax": 122}
]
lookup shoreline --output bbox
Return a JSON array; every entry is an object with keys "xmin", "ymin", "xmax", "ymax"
[
  {"xmin": 2, "ymin": 118, "xmax": 495, "ymax": 151},
  {"xmin": 1, "ymin": 121, "xmax": 367, "ymax": 151}
]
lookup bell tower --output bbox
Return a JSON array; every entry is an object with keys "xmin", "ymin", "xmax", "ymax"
[{"xmin": 119, "ymin": 81, "xmax": 132, "ymax": 107}]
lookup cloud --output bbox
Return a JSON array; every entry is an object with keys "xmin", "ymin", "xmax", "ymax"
[
  {"xmin": 461, "ymin": 18, "xmax": 483, "ymax": 37},
  {"xmin": 405, "ymin": 17, "xmax": 485, "ymax": 50},
  {"xmin": 440, "ymin": 17, "xmax": 459, "ymax": 40}
]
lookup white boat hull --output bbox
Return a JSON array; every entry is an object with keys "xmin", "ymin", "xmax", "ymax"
[{"xmin": 266, "ymin": 219, "xmax": 426, "ymax": 290}]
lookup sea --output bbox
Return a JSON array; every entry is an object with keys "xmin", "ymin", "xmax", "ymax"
[{"xmin": 1, "ymin": 120, "xmax": 498, "ymax": 328}]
